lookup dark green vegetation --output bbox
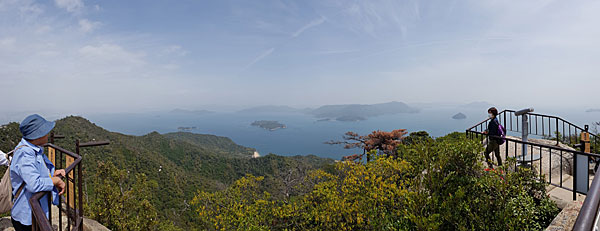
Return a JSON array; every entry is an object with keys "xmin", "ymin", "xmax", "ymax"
[
  {"xmin": 251, "ymin": 120, "xmax": 286, "ymax": 130},
  {"xmin": 0, "ymin": 116, "xmax": 333, "ymax": 230},
  {"xmin": 0, "ymin": 117, "xmax": 561, "ymax": 230},
  {"xmin": 194, "ymin": 132, "xmax": 560, "ymax": 230}
]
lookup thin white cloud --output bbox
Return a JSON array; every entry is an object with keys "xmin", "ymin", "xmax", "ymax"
[
  {"xmin": 0, "ymin": 37, "xmax": 16, "ymax": 48},
  {"xmin": 78, "ymin": 19, "xmax": 101, "ymax": 33},
  {"xmin": 54, "ymin": 0, "xmax": 83, "ymax": 13},
  {"xmin": 163, "ymin": 45, "xmax": 188, "ymax": 56},
  {"xmin": 162, "ymin": 63, "xmax": 180, "ymax": 70},
  {"xmin": 292, "ymin": 16, "xmax": 326, "ymax": 38},
  {"xmin": 243, "ymin": 47, "xmax": 275, "ymax": 70},
  {"xmin": 35, "ymin": 25, "xmax": 52, "ymax": 34},
  {"xmin": 78, "ymin": 43, "xmax": 145, "ymax": 66},
  {"xmin": 0, "ymin": 0, "xmax": 198, "ymax": 115},
  {"xmin": 315, "ymin": 49, "xmax": 359, "ymax": 55},
  {"xmin": 323, "ymin": 0, "xmax": 420, "ymax": 37}
]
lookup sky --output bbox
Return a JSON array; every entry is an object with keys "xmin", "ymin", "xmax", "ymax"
[{"xmin": 1, "ymin": 0, "xmax": 600, "ymax": 117}]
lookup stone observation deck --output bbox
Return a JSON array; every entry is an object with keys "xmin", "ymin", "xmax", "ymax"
[
  {"xmin": 482, "ymin": 136, "xmax": 589, "ymax": 230},
  {"xmin": 467, "ymin": 109, "xmax": 600, "ymax": 231}
]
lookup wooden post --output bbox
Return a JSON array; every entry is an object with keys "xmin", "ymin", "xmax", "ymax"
[
  {"xmin": 47, "ymin": 147, "xmax": 56, "ymax": 166},
  {"xmin": 582, "ymin": 132, "xmax": 591, "ymax": 153},
  {"xmin": 66, "ymin": 156, "xmax": 75, "ymax": 209}
]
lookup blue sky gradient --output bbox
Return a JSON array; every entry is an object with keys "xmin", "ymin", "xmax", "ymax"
[{"xmin": 1, "ymin": 0, "xmax": 599, "ymax": 115}]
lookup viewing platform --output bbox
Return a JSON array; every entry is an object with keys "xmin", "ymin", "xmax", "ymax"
[
  {"xmin": 1, "ymin": 134, "xmax": 109, "ymax": 231},
  {"xmin": 467, "ymin": 109, "xmax": 600, "ymax": 231}
]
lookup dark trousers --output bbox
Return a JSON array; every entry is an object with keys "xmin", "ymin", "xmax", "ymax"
[
  {"xmin": 485, "ymin": 139, "xmax": 502, "ymax": 167},
  {"xmin": 11, "ymin": 218, "xmax": 32, "ymax": 231}
]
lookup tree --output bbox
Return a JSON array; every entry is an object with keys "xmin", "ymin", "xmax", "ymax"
[
  {"xmin": 326, "ymin": 129, "xmax": 407, "ymax": 161},
  {"xmin": 88, "ymin": 161, "xmax": 181, "ymax": 231},
  {"xmin": 194, "ymin": 132, "xmax": 559, "ymax": 230}
]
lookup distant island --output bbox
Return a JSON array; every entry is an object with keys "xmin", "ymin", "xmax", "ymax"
[
  {"xmin": 452, "ymin": 113, "xmax": 467, "ymax": 120},
  {"xmin": 310, "ymin": 101, "xmax": 419, "ymax": 122},
  {"xmin": 177, "ymin": 126, "xmax": 197, "ymax": 131},
  {"xmin": 316, "ymin": 118, "xmax": 331, "ymax": 122},
  {"xmin": 586, "ymin": 109, "xmax": 600, "ymax": 113},
  {"xmin": 461, "ymin": 101, "xmax": 493, "ymax": 109},
  {"xmin": 251, "ymin": 120, "xmax": 286, "ymax": 131},
  {"xmin": 235, "ymin": 101, "xmax": 419, "ymax": 123},
  {"xmin": 238, "ymin": 105, "xmax": 310, "ymax": 114},
  {"xmin": 336, "ymin": 115, "xmax": 367, "ymax": 122},
  {"xmin": 170, "ymin": 108, "xmax": 214, "ymax": 115}
]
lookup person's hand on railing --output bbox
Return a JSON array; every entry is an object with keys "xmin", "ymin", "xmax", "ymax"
[
  {"xmin": 51, "ymin": 177, "xmax": 65, "ymax": 195},
  {"xmin": 54, "ymin": 169, "xmax": 66, "ymax": 178}
]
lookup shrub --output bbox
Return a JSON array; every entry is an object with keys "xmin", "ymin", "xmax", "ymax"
[{"xmin": 192, "ymin": 133, "xmax": 559, "ymax": 230}]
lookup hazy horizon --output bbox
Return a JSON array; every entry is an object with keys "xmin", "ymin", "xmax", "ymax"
[
  {"xmin": 1, "ymin": 99, "xmax": 598, "ymax": 125},
  {"xmin": 2, "ymin": 0, "xmax": 600, "ymax": 115}
]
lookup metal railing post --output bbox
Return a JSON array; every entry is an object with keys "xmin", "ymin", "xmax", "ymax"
[
  {"xmin": 76, "ymin": 139, "xmax": 80, "ymax": 231},
  {"xmin": 574, "ymin": 148, "xmax": 578, "ymax": 201},
  {"xmin": 556, "ymin": 119, "xmax": 560, "ymax": 146}
]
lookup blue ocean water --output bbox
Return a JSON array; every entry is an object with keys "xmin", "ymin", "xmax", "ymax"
[{"xmin": 83, "ymin": 107, "xmax": 600, "ymax": 160}]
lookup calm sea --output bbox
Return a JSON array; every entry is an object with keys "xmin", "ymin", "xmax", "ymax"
[{"xmin": 81, "ymin": 106, "xmax": 600, "ymax": 160}]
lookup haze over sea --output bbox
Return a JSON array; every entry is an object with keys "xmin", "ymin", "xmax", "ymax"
[{"xmin": 73, "ymin": 104, "xmax": 599, "ymax": 160}]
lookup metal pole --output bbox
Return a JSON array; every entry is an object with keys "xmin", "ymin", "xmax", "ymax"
[
  {"xmin": 76, "ymin": 140, "xmax": 83, "ymax": 231},
  {"xmin": 78, "ymin": 161, "xmax": 83, "ymax": 231},
  {"xmin": 59, "ymin": 150, "xmax": 62, "ymax": 231},
  {"xmin": 556, "ymin": 119, "xmax": 560, "ymax": 145},
  {"xmin": 522, "ymin": 115, "xmax": 529, "ymax": 157},
  {"xmin": 574, "ymin": 150, "xmax": 578, "ymax": 201},
  {"xmin": 48, "ymin": 133, "xmax": 53, "ymax": 228}
]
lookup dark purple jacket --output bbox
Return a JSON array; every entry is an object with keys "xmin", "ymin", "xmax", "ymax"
[{"xmin": 487, "ymin": 117, "xmax": 501, "ymax": 141}]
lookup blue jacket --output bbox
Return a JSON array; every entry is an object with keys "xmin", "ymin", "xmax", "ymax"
[{"xmin": 10, "ymin": 138, "xmax": 59, "ymax": 226}]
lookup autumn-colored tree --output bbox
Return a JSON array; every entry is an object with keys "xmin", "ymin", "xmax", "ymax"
[{"xmin": 327, "ymin": 129, "xmax": 407, "ymax": 161}]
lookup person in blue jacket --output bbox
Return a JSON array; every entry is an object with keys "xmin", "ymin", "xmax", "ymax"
[
  {"xmin": 483, "ymin": 107, "xmax": 503, "ymax": 168},
  {"xmin": 10, "ymin": 114, "xmax": 66, "ymax": 231}
]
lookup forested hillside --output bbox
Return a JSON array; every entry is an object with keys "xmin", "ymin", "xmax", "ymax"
[{"xmin": 0, "ymin": 116, "xmax": 334, "ymax": 230}]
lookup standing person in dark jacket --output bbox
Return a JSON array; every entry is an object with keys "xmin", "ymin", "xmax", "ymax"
[{"xmin": 483, "ymin": 107, "xmax": 502, "ymax": 168}]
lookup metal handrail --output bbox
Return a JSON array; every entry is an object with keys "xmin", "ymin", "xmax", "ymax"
[
  {"xmin": 28, "ymin": 143, "xmax": 83, "ymax": 231},
  {"xmin": 466, "ymin": 130, "xmax": 593, "ymax": 198},
  {"xmin": 29, "ymin": 191, "xmax": 53, "ymax": 231},
  {"xmin": 469, "ymin": 110, "xmax": 600, "ymax": 158},
  {"xmin": 46, "ymin": 143, "xmax": 82, "ymax": 175},
  {"xmin": 468, "ymin": 109, "xmax": 600, "ymax": 141},
  {"xmin": 467, "ymin": 110, "xmax": 600, "ymax": 230},
  {"xmin": 574, "ymin": 175, "xmax": 600, "ymax": 230},
  {"xmin": 468, "ymin": 131, "xmax": 600, "ymax": 158}
]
